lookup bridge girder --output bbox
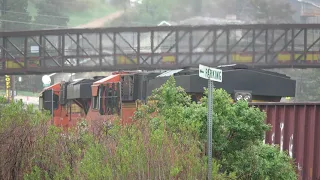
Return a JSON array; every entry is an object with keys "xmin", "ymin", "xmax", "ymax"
[{"xmin": 1, "ymin": 24, "xmax": 320, "ymax": 75}]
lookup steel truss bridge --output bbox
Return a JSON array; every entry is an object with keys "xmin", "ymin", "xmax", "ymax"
[{"xmin": 1, "ymin": 24, "xmax": 320, "ymax": 75}]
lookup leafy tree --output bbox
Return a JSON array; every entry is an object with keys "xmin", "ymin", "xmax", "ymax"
[
  {"xmin": 249, "ymin": 0, "xmax": 295, "ymax": 23},
  {"xmin": 147, "ymin": 77, "xmax": 270, "ymax": 150},
  {"xmin": 34, "ymin": 0, "xmax": 69, "ymax": 29},
  {"xmin": 134, "ymin": 0, "xmax": 175, "ymax": 24},
  {"xmin": 226, "ymin": 143, "xmax": 297, "ymax": 179},
  {"xmin": 146, "ymin": 76, "xmax": 297, "ymax": 179},
  {"xmin": 109, "ymin": 0, "xmax": 295, "ymax": 27},
  {"xmin": 0, "ymin": 0, "xmax": 32, "ymax": 31},
  {"xmin": 200, "ymin": 89, "xmax": 270, "ymax": 155}
]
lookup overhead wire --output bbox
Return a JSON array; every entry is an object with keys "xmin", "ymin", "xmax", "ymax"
[
  {"xmin": 0, "ymin": 19, "xmax": 68, "ymax": 28},
  {"xmin": 0, "ymin": 0, "xmax": 115, "ymax": 28},
  {"xmin": 0, "ymin": 10, "xmax": 69, "ymax": 19},
  {"xmin": 30, "ymin": 0, "xmax": 103, "ymax": 9},
  {"xmin": 0, "ymin": 2, "xmax": 70, "ymax": 28},
  {"xmin": 0, "ymin": 0, "xmax": 107, "ymax": 27},
  {"xmin": 40, "ymin": 0, "xmax": 97, "ymax": 6}
]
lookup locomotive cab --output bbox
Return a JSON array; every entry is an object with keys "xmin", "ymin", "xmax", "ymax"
[
  {"xmin": 39, "ymin": 87, "xmax": 59, "ymax": 115},
  {"xmin": 39, "ymin": 82, "xmax": 69, "ymax": 128},
  {"xmin": 86, "ymin": 72, "xmax": 160, "ymax": 131}
]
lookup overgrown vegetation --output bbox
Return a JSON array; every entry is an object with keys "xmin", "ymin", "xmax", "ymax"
[{"xmin": 0, "ymin": 77, "xmax": 297, "ymax": 179}]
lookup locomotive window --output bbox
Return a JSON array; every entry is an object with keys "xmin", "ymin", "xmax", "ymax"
[
  {"xmin": 92, "ymin": 96, "xmax": 98, "ymax": 109},
  {"xmin": 102, "ymin": 83, "xmax": 120, "ymax": 115},
  {"xmin": 99, "ymin": 86, "xmax": 105, "ymax": 115},
  {"xmin": 42, "ymin": 90, "xmax": 59, "ymax": 111}
]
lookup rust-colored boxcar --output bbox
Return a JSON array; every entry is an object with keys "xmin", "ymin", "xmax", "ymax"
[{"xmin": 250, "ymin": 102, "xmax": 320, "ymax": 180}]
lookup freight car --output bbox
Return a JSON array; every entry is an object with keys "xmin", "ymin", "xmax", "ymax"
[
  {"xmin": 250, "ymin": 102, "xmax": 320, "ymax": 180},
  {"xmin": 39, "ymin": 64, "xmax": 296, "ymax": 129}
]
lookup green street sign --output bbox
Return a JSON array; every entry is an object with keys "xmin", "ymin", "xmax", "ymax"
[{"xmin": 199, "ymin": 64, "xmax": 222, "ymax": 82}]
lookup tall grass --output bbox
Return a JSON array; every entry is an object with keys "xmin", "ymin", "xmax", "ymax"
[
  {"xmin": 0, "ymin": 98, "xmax": 232, "ymax": 179},
  {"xmin": 77, "ymin": 117, "xmax": 208, "ymax": 179}
]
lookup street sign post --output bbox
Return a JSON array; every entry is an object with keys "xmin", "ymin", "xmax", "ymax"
[
  {"xmin": 199, "ymin": 64, "xmax": 222, "ymax": 180},
  {"xmin": 199, "ymin": 64, "xmax": 222, "ymax": 82}
]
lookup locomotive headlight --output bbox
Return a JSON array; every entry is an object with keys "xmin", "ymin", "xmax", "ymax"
[
  {"xmin": 243, "ymin": 94, "xmax": 252, "ymax": 101},
  {"xmin": 234, "ymin": 90, "xmax": 252, "ymax": 102},
  {"xmin": 236, "ymin": 94, "xmax": 243, "ymax": 101}
]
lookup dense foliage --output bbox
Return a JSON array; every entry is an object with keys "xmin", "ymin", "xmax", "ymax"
[
  {"xmin": 109, "ymin": 0, "xmax": 295, "ymax": 26},
  {"xmin": 0, "ymin": 99, "xmax": 49, "ymax": 179},
  {"xmin": 0, "ymin": 0, "xmax": 32, "ymax": 31},
  {"xmin": 146, "ymin": 77, "xmax": 297, "ymax": 179},
  {"xmin": 34, "ymin": 0, "xmax": 70, "ymax": 29},
  {"xmin": 0, "ymin": 77, "xmax": 297, "ymax": 179}
]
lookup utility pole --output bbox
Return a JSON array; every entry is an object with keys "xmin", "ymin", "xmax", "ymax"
[{"xmin": 1, "ymin": 0, "xmax": 13, "ymax": 103}]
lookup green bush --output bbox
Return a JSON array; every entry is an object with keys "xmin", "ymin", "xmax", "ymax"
[
  {"xmin": 224, "ymin": 143, "xmax": 297, "ymax": 179},
  {"xmin": 144, "ymin": 76, "xmax": 297, "ymax": 179}
]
